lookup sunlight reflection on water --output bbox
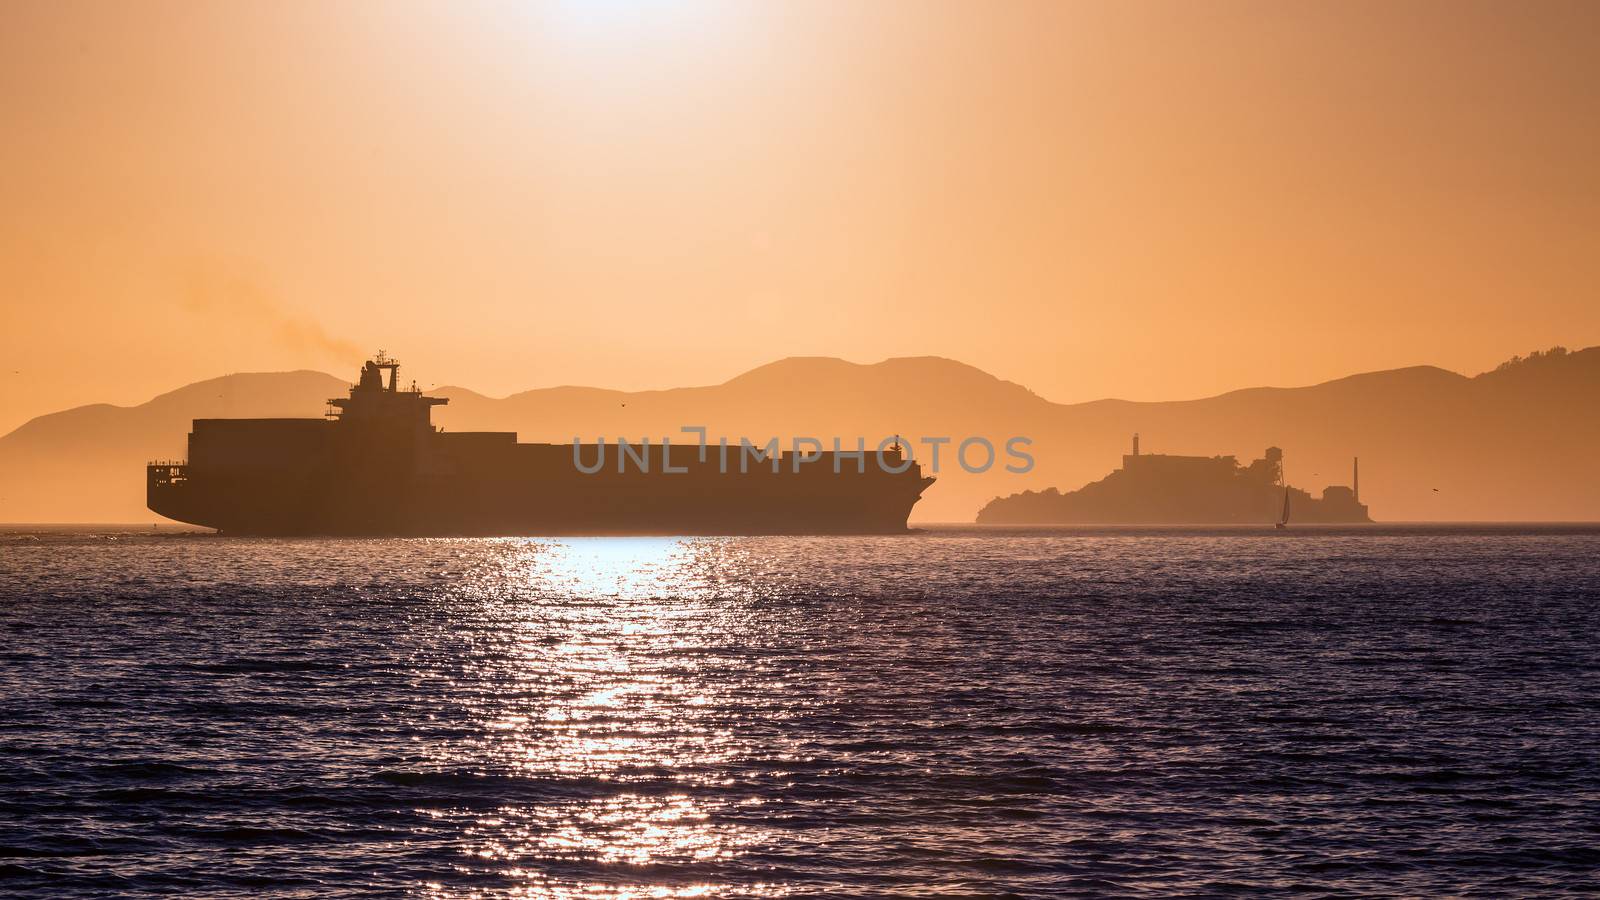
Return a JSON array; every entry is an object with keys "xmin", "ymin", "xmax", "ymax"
[{"xmin": 429, "ymin": 538, "xmax": 777, "ymax": 897}]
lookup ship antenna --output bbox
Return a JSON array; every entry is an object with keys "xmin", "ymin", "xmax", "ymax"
[{"xmin": 892, "ymin": 434, "xmax": 901, "ymax": 452}]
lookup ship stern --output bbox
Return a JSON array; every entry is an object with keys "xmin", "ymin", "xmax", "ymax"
[{"xmin": 147, "ymin": 462, "xmax": 203, "ymax": 528}]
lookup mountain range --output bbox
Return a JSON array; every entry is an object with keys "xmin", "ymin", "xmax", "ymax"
[{"xmin": 2, "ymin": 347, "xmax": 1596, "ymax": 523}]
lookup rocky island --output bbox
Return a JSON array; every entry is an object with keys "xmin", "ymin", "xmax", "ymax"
[{"xmin": 978, "ymin": 437, "xmax": 1370, "ymax": 525}]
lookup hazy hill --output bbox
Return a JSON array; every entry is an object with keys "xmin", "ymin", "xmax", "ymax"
[
  {"xmin": 0, "ymin": 371, "xmax": 347, "ymax": 524},
  {"xmin": 2, "ymin": 348, "xmax": 1596, "ymax": 523}
]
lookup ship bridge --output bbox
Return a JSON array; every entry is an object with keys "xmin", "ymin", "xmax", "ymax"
[{"xmin": 329, "ymin": 352, "xmax": 448, "ymax": 427}]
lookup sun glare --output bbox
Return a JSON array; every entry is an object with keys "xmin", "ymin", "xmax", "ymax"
[{"xmin": 545, "ymin": 0, "xmax": 726, "ymax": 39}]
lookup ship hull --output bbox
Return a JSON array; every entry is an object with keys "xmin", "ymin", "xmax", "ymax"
[{"xmin": 149, "ymin": 449, "xmax": 933, "ymax": 536}]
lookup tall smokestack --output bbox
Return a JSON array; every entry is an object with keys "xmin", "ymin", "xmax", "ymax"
[
  {"xmin": 1353, "ymin": 457, "xmax": 1360, "ymax": 503},
  {"xmin": 1133, "ymin": 433, "xmax": 1140, "ymax": 457}
]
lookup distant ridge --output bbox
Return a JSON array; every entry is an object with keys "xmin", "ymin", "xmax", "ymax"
[
  {"xmin": 2, "ymin": 348, "xmax": 1596, "ymax": 523},
  {"xmin": 0, "ymin": 371, "xmax": 347, "ymax": 449}
]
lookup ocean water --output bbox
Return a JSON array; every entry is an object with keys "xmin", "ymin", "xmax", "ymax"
[{"xmin": 2, "ymin": 525, "xmax": 1598, "ymax": 897}]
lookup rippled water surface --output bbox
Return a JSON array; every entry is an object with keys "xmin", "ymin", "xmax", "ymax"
[{"xmin": 2, "ymin": 525, "xmax": 1598, "ymax": 897}]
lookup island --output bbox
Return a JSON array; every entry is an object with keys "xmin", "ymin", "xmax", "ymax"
[{"xmin": 977, "ymin": 437, "xmax": 1371, "ymax": 525}]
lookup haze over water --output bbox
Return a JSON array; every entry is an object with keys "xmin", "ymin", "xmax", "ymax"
[{"xmin": 2, "ymin": 526, "xmax": 1597, "ymax": 896}]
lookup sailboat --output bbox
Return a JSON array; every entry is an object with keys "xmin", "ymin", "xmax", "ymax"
[{"xmin": 1275, "ymin": 484, "xmax": 1290, "ymax": 530}]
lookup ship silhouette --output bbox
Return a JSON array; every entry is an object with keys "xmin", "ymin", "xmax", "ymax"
[{"xmin": 148, "ymin": 355, "xmax": 934, "ymax": 535}]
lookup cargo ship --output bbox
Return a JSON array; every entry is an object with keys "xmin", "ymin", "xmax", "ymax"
[{"xmin": 148, "ymin": 356, "xmax": 935, "ymax": 535}]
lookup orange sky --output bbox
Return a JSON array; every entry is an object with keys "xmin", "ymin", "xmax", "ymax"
[{"xmin": 3, "ymin": 0, "xmax": 1597, "ymax": 435}]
